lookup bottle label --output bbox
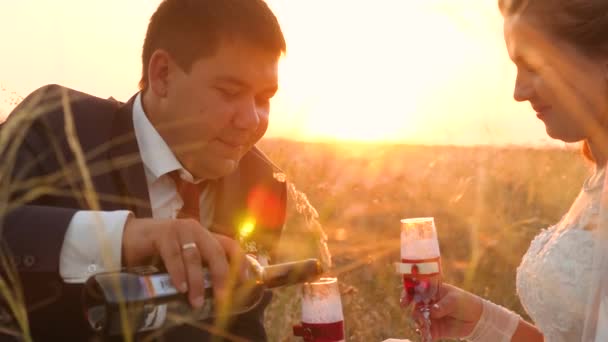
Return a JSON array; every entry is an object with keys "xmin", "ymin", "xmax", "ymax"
[
  {"xmin": 136, "ymin": 272, "xmax": 213, "ymax": 332},
  {"xmin": 141, "ymin": 272, "xmax": 213, "ymax": 297},
  {"xmin": 140, "ymin": 303, "xmax": 168, "ymax": 332},
  {"xmin": 142, "ymin": 274, "xmax": 179, "ymax": 297}
]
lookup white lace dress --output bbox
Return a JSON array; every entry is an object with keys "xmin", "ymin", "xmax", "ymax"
[{"xmin": 516, "ymin": 168, "xmax": 603, "ymax": 342}]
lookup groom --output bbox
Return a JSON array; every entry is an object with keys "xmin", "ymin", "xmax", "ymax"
[{"xmin": 0, "ymin": 0, "xmax": 287, "ymax": 340}]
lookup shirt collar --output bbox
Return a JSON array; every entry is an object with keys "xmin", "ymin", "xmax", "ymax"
[{"xmin": 132, "ymin": 92, "xmax": 199, "ymax": 183}]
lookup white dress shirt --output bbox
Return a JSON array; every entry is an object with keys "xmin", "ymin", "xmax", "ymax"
[{"xmin": 59, "ymin": 93, "xmax": 215, "ymax": 283}]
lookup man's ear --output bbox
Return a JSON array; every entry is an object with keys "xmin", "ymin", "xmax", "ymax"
[{"xmin": 148, "ymin": 49, "xmax": 171, "ymax": 98}]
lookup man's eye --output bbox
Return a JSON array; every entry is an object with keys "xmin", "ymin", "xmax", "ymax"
[{"xmin": 217, "ymin": 88, "xmax": 240, "ymax": 98}]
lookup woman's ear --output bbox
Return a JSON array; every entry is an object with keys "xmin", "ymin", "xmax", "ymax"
[{"xmin": 147, "ymin": 49, "xmax": 171, "ymax": 98}]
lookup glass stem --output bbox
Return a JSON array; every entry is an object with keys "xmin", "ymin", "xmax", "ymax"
[{"xmin": 419, "ymin": 305, "xmax": 432, "ymax": 342}]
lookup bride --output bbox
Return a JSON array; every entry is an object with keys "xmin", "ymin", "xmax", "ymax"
[{"xmin": 404, "ymin": 0, "xmax": 608, "ymax": 341}]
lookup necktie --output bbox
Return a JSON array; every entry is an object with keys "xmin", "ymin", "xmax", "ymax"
[{"xmin": 169, "ymin": 171, "xmax": 203, "ymax": 220}]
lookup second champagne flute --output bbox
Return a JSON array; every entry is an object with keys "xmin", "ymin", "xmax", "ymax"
[{"xmin": 397, "ymin": 217, "xmax": 441, "ymax": 342}]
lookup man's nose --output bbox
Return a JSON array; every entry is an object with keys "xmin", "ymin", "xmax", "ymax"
[{"xmin": 233, "ymin": 98, "xmax": 260, "ymax": 130}]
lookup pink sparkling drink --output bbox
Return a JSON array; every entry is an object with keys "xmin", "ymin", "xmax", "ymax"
[
  {"xmin": 293, "ymin": 277, "xmax": 345, "ymax": 342},
  {"xmin": 398, "ymin": 217, "xmax": 441, "ymax": 342}
]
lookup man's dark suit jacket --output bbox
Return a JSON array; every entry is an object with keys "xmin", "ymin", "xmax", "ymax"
[{"xmin": 0, "ymin": 84, "xmax": 287, "ymax": 341}]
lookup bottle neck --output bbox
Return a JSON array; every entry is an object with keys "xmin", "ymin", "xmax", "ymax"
[{"xmin": 261, "ymin": 259, "xmax": 324, "ymax": 288}]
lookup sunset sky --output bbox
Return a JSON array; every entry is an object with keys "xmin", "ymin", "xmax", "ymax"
[{"xmin": 0, "ymin": 0, "xmax": 563, "ymax": 146}]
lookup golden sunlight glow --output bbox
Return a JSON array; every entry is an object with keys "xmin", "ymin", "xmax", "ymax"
[
  {"xmin": 265, "ymin": 0, "xmax": 550, "ymax": 146},
  {"xmin": 239, "ymin": 220, "xmax": 256, "ymax": 240},
  {"xmin": 0, "ymin": 0, "xmax": 555, "ymax": 146}
]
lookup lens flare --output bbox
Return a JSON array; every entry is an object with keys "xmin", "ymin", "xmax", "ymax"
[{"xmin": 239, "ymin": 219, "xmax": 256, "ymax": 239}]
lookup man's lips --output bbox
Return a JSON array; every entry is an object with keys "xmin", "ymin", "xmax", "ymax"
[
  {"xmin": 217, "ymin": 138, "xmax": 246, "ymax": 149},
  {"xmin": 213, "ymin": 138, "xmax": 248, "ymax": 160}
]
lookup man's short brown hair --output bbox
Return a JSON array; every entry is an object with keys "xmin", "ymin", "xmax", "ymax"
[{"xmin": 139, "ymin": 0, "xmax": 286, "ymax": 90}]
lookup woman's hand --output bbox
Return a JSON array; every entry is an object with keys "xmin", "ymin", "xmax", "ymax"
[{"xmin": 403, "ymin": 283, "xmax": 483, "ymax": 341}]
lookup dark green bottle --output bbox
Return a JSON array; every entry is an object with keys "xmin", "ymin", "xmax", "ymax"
[{"xmin": 82, "ymin": 256, "xmax": 323, "ymax": 336}]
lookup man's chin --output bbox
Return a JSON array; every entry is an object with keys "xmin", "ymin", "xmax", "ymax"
[{"xmin": 194, "ymin": 158, "xmax": 240, "ymax": 180}]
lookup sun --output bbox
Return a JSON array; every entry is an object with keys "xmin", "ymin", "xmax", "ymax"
[{"xmin": 263, "ymin": 0, "xmax": 512, "ymax": 144}]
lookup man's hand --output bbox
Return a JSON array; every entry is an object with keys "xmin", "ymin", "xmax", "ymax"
[{"xmin": 122, "ymin": 217, "xmax": 244, "ymax": 309}]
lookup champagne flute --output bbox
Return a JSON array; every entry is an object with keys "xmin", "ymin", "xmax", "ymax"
[
  {"xmin": 293, "ymin": 277, "xmax": 345, "ymax": 342},
  {"xmin": 397, "ymin": 217, "xmax": 441, "ymax": 342}
]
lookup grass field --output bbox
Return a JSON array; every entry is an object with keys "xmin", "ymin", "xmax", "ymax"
[
  {"xmin": 259, "ymin": 139, "xmax": 590, "ymax": 341},
  {"xmin": 0, "ymin": 106, "xmax": 591, "ymax": 341}
]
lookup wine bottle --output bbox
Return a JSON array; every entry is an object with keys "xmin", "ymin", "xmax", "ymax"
[{"xmin": 82, "ymin": 256, "xmax": 323, "ymax": 336}]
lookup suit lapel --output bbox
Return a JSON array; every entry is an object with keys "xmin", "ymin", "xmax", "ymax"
[
  {"xmin": 107, "ymin": 95, "xmax": 152, "ymax": 217},
  {"xmin": 212, "ymin": 147, "xmax": 287, "ymax": 258}
]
